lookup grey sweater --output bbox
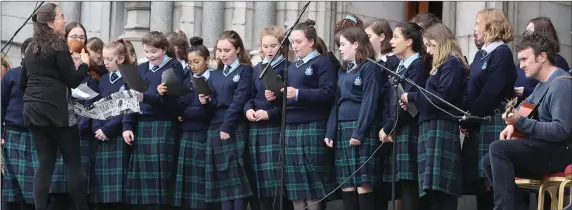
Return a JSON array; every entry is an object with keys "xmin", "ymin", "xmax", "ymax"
[{"xmin": 516, "ymin": 68, "xmax": 572, "ymax": 143}]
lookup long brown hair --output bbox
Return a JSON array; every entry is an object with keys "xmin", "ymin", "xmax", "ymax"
[
  {"xmin": 528, "ymin": 17, "xmax": 560, "ymax": 53},
  {"xmin": 365, "ymin": 20, "xmax": 393, "ymax": 54},
  {"xmin": 339, "ymin": 27, "xmax": 376, "ymax": 69},
  {"xmin": 31, "ymin": 3, "xmax": 68, "ymax": 59},
  {"xmin": 68, "ymin": 40, "xmax": 99, "ymax": 80},
  {"xmin": 214, "ymin": 30, "xmax": 252, "ymax": 68}
]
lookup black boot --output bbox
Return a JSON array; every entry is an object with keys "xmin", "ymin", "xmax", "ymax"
[{"xmin": 358, "ymin": 192, "xmax": 376, "ymax": 210}]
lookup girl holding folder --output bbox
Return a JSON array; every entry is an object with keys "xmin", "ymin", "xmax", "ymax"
[{"xmin": 122, "ymin": 31, "xmax": 185, "ymax": 209}]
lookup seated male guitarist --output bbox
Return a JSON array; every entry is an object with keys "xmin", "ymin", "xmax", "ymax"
[{"xmin": 481, "ymin": 32, "xmax": 572, "ymax": 210}]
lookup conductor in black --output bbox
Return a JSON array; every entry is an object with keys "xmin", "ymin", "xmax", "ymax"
[{"xmin": 19, "ymin": 3, "xmax": 91, "ymax": 210}]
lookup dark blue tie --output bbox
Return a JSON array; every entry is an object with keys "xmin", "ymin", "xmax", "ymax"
[
  {"xmin": 110, "ymin": 72, "xmax": 118, "ymax": 83},
  {"xmin": 296, "ymin": 59, "xmax": 304, "ymax": 67},
  {"xmin": 151, "ymin": 66, "xmax": 159, "ymax": 72},
  {"xmin": 481, "ymin": 50, "xmax": 488, "ymax": 57},
  {"xmin": 347, "ymin": 62, "xmax": 356, "ymax": 70},
  {"xmin": 224, "ymin": 65, "xmax": 231, "ymax": 75},
  {"xmin": 396, "ymin": 64, "xmax": 405, "ymax": 73}
]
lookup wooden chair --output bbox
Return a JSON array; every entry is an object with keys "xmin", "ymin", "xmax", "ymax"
[{"xmin": 515, "ymin": 165, "xmax": 571, "ymax": 210}]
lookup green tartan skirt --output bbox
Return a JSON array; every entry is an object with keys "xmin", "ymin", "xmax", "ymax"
[
  {"xmin": 334, "ymin": 121, "xmax": 380, "ymax": 188},
  {"xmin": 248, "ymin": 122, "xmax": 282, "ymax": 198},
  {"xmin": 172, "ymin": 130, "xmax": 207, "ymax": 209},
  {"xmin": 476, "ymin": 113, "xmax": 504, "ymax": 178},
  {"xmin": 283, "ymin": 121, "xmax": 336, "ymax": 201},
  {"xmin": 124, "ymin": 120, "xmax": 178, "ymax": 205},
  {"xmin": 382, "ymin": 124, "xmax": 419, "ymax": 182},
  {"xmin": 90, "ymin": 135, "xmax": 130, "ymax": 203},
  {"xmin": 205, "ymin": 123, "xmax": 253, "ymax": 202},
  {"xmin": 1, "ymin": 129, "xmax": 38, "ymax": 203},
  {"xmin": 417, "ymin": 120, "xmax": 462, "ymax": 197}
]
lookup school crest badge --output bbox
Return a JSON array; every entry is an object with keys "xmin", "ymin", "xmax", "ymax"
[
  {"xmin": 305, "ymin": 67, "xmax": 313, "ymax": 76},
  {"xmin": 354, "ymin": 77, "xmax": 362, "ymax": 86},
  {"xmin": 481, "ymin": 61, "xmax": 487, "ymax": 70},
  {"xmin": 233, "ymin": 74, "xmax": 240, "ymax": 82}
]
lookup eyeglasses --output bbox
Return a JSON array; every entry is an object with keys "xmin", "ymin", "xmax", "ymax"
[{"xmin": 68, "ymin": 35, "xmax": 86, "ymax": 41}]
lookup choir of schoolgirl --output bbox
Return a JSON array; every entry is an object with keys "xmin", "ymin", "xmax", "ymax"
[{"xmin": 3, "ymin": 8, "xmax": 572, "ymax": 210}]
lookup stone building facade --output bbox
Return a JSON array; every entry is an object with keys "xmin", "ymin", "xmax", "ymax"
[{"xmin": 1, "ymin": 2, "xmax": 571, "ymax": 209}]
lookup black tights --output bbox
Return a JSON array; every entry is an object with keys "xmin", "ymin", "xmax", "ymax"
[{"xmin": 30, "ymin": 125, "xmax": 87, "ymax": 210}]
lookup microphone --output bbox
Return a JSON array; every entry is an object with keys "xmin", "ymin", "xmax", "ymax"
[{"xmin": 460, "ymin": 115, "xmax": 491, "ymax": 123}]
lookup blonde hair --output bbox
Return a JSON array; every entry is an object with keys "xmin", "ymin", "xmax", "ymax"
[
  {"xmin": 103, "ymin": 39, "xmax": 133, "ymax": 66},
  {"xmin": 1, "ymin": 53, "xmax": 12, "ymax": 70},
  {"xmin": 477, "ymin": 8, "xmax": 514, "ymax": 43},
  {"xmin": 259, "ymin": 26, "xmax": 287, "ymax": 58},
  {"xmin": 423, "ymin": 23, "xmax": 469, "ymax": 74}
]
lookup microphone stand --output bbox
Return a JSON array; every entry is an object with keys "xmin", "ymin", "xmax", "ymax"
[
  {"xmin": 258, "ymin": 2, "xmax": 311, "ymax": 210},
  {"xmin": 366, "ymin": 58, "xmax": 490, "ymax": 210}
]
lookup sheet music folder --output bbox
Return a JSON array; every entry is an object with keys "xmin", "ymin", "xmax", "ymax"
[
  {"xmin": 191, "ymin": 76, "xmax": 212, "ymax": 95},
  {"xmin": 161, "ymin": 68, "xmax": 191, "ymax": 96},
  {"xmin": 397, "ymin": 84, "xmax": 419, "ymax": 117},
  {"xmin": 260, "ymin": 63, "xmax": 283, "ymax": 94},
  {"xmin": 117, "ymin": 63, "xmax": 148, "ymax": 92}
]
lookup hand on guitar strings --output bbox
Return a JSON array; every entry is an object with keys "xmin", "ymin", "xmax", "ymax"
[{"xmin": 502, "ymin": 110, "xmax": 522, "ymax": 125}]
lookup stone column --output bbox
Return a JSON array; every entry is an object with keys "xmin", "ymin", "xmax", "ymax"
[
  {"xmin": 59, "ymin": 2, "xmax": 81, "ymax": 23},
  {"xmin": 252, "ymin": 2, "xmax": 277, "ymax": 60},
  {"xmin": 119, "ymin": 1, "xmax": 151, "ymax": 62},
  {"xmin": 109, "ymin": 2, "xmax": 126, "ymax": 40},
  {"xmin": 202, "ymin": 2, "xmax": 225, "ymax": 49},
  {"xmin": 173, "ymin": 2, "xmax": 203, "ymax": 37},
  {"xmin": 150, "ymin": 2, "xmax": 173, "ymax": 33}
]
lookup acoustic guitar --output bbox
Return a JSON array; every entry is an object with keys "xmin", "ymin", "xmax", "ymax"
[{"xmin": 502, "ymin": 97, "xmax": 536, "ymax": 139}]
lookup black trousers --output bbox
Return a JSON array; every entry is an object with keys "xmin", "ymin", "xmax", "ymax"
[
  {"xmin": 482, "ymin": 139, "xmax": 572, "ymax": 210},
  {"xmin": 29, "ymin": 125, "xmax": 87, "ymax": 210}
]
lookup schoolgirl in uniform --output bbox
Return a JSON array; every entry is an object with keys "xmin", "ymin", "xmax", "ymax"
[
  {"xmin": 325, "ymin": 27, "xmax": 384, "ymax": 210},
  {"xmin": 86, "ymin": 37, "xmax": 107, "ymax": 76},
  {"xmin": 200, "ymin": 30, "xmax": 253, "ymax": 210},
  {"xmin": 400, "ymin": 23, "xmax": 468, "ymax": 209},
  {"xmin": 379, "ymin": 22, "xmax": 429, "ymax": 210},
  {"xmin": 122, "ymin": 31, "xmax": 185, "ymax": 209},
  {"xmin": 463, "ymin": 9, "xmax": 517, "ymax": 209},
  {"xmin": 244, "ymin": 26, "xmax": 292, "ymax": 210},
  {"xmin": 162, "ymin": 36, "xmax": 211, "ymax": 210},
  {"xmin": 334, "ymin": 15, "xmax": 364, "ymax": 48},
  {"xmin": 1, "ymin": 38, "xmax": 36, "ymax": 210},
  {"xmin": 265, "ymin": 19, "xmax": 336, "ymax": 210},
  {"xmin": 89, "ymin": 39, "xmax": 132, "ymax": 210}
]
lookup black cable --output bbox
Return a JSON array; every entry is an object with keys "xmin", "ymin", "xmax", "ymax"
[{"xmin": 1, "ymin": 1, "xmax": 43, "ymax": 60}]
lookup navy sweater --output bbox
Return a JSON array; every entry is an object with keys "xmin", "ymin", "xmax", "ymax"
[
  {"xmin": 467, "ymin": 45, "xmax": 516, "ymax": 117},
  {"xmin": 92, "ymin": 71, "xmax": 126, "ymax": 138},
  {"xmin": 326, "ymin": 61, "xmax": 384, "ymax": 140},
  {"xmin": 173, "ymin": 75, "xmax": 210, "ymax": 132},
  {"xmin": 514, "ymin": 54, "xmax": 570, "ymax": 99},
  {"xmin": 407, "ymin": 56, "xmax": 466, "ymax": 123},
  {"xmin": 207, "ymin": 61, "xmax": 253, "ymax": 134},
  {"xmin": 285, "ymin": 55, "xmax": 336, "ymax": 124},
  {"xmin": 1, "ymin": 67, "xmax": 26, "ymax": 136},
  {"xmin": 122, "ymin": 57, "xmax": 185, "ymax": 131},
  {"xmin": 76, "ymin": 75, "xmax": 99, "ymax": 133},
  {"xmin": 244, "ymin": 59, "xmax": 290, "ymax": 125},
  {"xmin": 379, "ymin": 55, "xmax": 400, "ymax": 127},
  {"xmin": 382, "ymin": 56, "xmax": 429, "ymax": 133}
]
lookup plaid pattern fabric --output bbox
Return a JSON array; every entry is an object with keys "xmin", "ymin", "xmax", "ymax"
[
  {"xmin": 80, "ymin": 132, "xmax": 93, "ymax": 194},
  {"xmin": 91, "ymin": 135, "xmax": 130, "ymax": 203},
  {"xmin": 205, "ymin": 123, "xmax": 253, "ymax": 202},
  {"xmin": 382, "ymin": 124, "xmax": 419, "ymax": 182},
  {"xmin": 171, "ymin": 131, "xmax": 207, "ymax": 209},
  {"xmin": 49, "ymin": 132, "xmax": 93, "ymax": 194},
  {"xmin": 417, "ymin": 120, "xmax": 462, "ymax": 197},
  {"xmin": 334, "ymin": 121, "xmax": 379, "ymax": 188},
  {"xmin": 1, "ymin": 129, "xmax": 38, "ymax": 203},
  {"xmin": 125, "ymin": 120, "xmax": 178, "ymax": 205},
  {"xmin": 248, "ymin": 122, "xmax": 282, "ymax": 198},
  {"xmin": 284, "ymin": 121, "xmax": 336, "ymax": 201},
  {"xmin": 477, "ymin": 113, "xmax": 504, "ymax": 178}
]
